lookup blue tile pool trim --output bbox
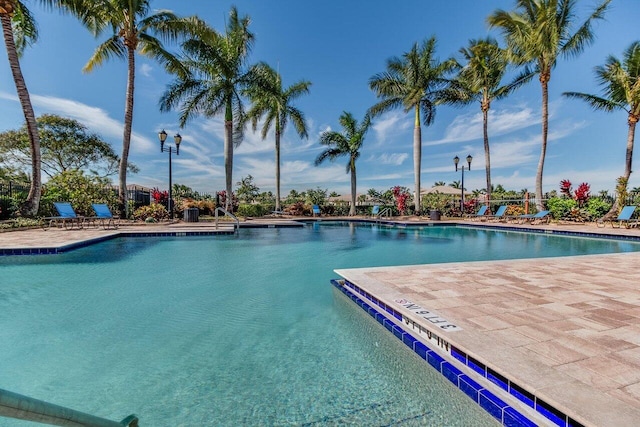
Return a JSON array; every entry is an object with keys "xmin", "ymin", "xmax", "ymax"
[{"xmin": 332, "ymin": 279, "xmax": 587, "ymax": 427}]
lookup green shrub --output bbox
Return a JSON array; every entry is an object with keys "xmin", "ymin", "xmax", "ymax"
[
  {"xmin": 133, "ymin": 204, "xmax": 168, "ymax": 222},
  {"xmin": 39, "ymin": 170, "xmax": 117, "ymax": 217},
  {"xmin": 0, "ymin": 217, "xmax": 40, "ymax": 229},
  {"xmin": 585, "ymin": 197, "xmax": 612, "ymax": 220},
  {"xmin": 546, "ymin": 197, "xmax": 577, "ymax": 220},
  {"xmin": 237, "ymin": 203, "xmax": 267, "ymax": 217}
]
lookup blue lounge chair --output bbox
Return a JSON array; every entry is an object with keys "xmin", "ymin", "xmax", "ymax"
[
  {"xmin": 466, "ymin": 205, "xmax": 488, "ymax": 221},
  {"xmin": 371, "ymin": 205, "xmax": 380, "ymax": 217},
  {"xmin": 91, "ymin": 203, "xmax": 119, "ymax": 229},
  {"xmin": 43, "ymin": 202, "xmax": 84, "ymax": 230},
  {"xmin": 486, "ymin": 205, "xmax": 507, "ymax": 222},
  {"xmin": 597, "ymin": 205, "xmax": 637, "ymax": 228},
  {"xmin": 515, "ymin": 210, "xmax": 551, "ymax": 225},
  {"xmin": 312, "ymin": 205, "xmax": 321, "ymax": 217}
]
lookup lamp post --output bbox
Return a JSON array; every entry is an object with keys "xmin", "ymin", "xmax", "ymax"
[
  {"xmin": 158, "ymin": 130, "xmax": 182, "ymax": 220},
  {"xmin": 454, "ymin": 154, "xmax": 472, "ymax": 215}
]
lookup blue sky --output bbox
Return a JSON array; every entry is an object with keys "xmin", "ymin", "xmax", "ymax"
[{"xmin": 0, "ymin": 0, "xmax": 637, "ymax": 197}]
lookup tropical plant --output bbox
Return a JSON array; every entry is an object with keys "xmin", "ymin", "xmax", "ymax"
[
  {"xmin": 68, "ymin": 0, "xmax": 201, "ymax": 216},
  {"xmin": 488, "ymin": 0, "xmax": 611, "ymax": 211},
  {"xmin": 369, "ymin": 36, "xmax": 458, "ymax": 214},
  {"xmin": 0, "ymin": 114, "xmax": 137, "ymax": 178},
  {"xmin": 563, "ymin": 41, "xmax": 640, "ymax": 215},
  {"xmin": 443, "ymin": 37, "xmax": 531, "ymax": 203},
  {"xmin": 160, "ymin": 7, "xmax": 256, "ymax": 211},
  {"xmin": 392, "ymin": 186, "xmax": 411, "ymax": 215},
  {"xmin": 236, "ymin": 175, "xmax": 260, "ymax": 204},
  {"xmin": 245, "ymin": 63, "xmax": 311, "ymax": 212},
  {"xmin": 304, "ymin": 187, "xmax": 327, "ymax": 207},
  {"xmin": 315, "ymin": 111, "xmax": 371, "ymax": 216},
  {"xmin": 133, "ymin": 203, "xmax": 168, "ymax": 222}
]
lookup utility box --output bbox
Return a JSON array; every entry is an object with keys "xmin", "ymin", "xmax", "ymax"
[
  {"xmin": 429, "ymin": 210, "xmax": 441, "ymax": 221},
  {"xmin": 184, "ymin": 208, "xmax": 199, "ymax": 222}
]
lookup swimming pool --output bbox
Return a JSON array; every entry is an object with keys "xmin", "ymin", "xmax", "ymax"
[{"xmin": 2, "ymin": 223, "xmax": 639, "ymax": 425}]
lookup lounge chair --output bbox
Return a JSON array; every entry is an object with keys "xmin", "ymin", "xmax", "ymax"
[
  {"xmin": 43, "ymin": 202, "xmax": 84, "ymax": 230},
  {"xmin": 486, "ymin": 205, "xmax": 507, "ymax": 222},
  {"xmin": 515, "ymin": 210, "xmax": 551, "ymax": 225},
  {"xmin": 312, "ymin": 205, "xmax": 321, "ymax": 217},
  {"xmin": 371, "ymin": 205, "xmax": 380, "ymax": 217},
  {"xmin": 466, "ymin": 205, "xmax": 488, "ymax": 221},
  {"xmin": 597, "ymin": 205, "xmax": 637, "ymax": 228},
  {"xmin": 90, "ymin": 203, "xmax": 119, "ymax": 230}
]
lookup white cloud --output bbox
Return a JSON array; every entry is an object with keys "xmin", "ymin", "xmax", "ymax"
[
  {"xmin": 372, "ymin": 111, "xmax": 411, "ymax": 145},
  {"xmin": 139, "ymin": 64, "xmax": 153, "ymax": 78},
  {"xmin": 368, "ymin": 152, "xmax": 409, "ymax": 166}
]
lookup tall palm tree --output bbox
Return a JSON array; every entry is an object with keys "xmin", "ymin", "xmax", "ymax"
[
  {"xmin": 245, "ymin": 63, "xmax": 311, "ymax": 212},
  {"xmin": 315, "ymin": 111, "xmax": 371, "ymax": 216},
  {"xmin": 488, "ymin": 0, "xmax": 611, "ymax": 211},
  {"xmin": 0, "ymin": 0, "xmax": 48, "ymax": 215},
  {"xmin": 69, "ymin": 0, "xmax": 201, "ymax": 216},
  {"xmin": 369, "ymin": 36, "xmax": 457, "ymax": 214},
  {"xmin": 564, "ymin": 41, "xmax": 640, "ymax": 215},
  {"xmin": 160, "ymin": 7, "xmax": 255, "ymax": 211},
  {"xmin": 444, "ymin": 37, "xmax": 531, "ymax": 204}
]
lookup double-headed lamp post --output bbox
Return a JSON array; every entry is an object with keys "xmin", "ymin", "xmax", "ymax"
[
  {"xmin": 454, "ymin": 154, "xmax": 472, "ymax": 215},
  {"xmin": 158, "ymin": 130, "xmax": 182, "ymax": 220}
]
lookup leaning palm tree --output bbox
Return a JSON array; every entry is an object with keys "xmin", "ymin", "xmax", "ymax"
[
  {"xmin": 443, "ymin": 37, "xmax": 531, "ymax": 204},
  {"xmin": 245, "ymin": 63, "xmax": 311, "ymax": 212},
  {"xmin": 160, "ymin": 7, "xmax": 255, "ymax": 211},
  {"xmin": 0, "ymin": 0, "xmax": 48, "ymax": 215},
  {"xmin": 70, "ymin": 0, "xmax": 201, "ymax": 215},
  {"xmin": 564, "ymin": 41, "xmax": 640, "ymax": 216},
  {"xmin": 315, "ymin": 111, "xmax": 371, "ymax": 216},
  {"xmin": 369, "ymin": 36, "xmax": 458, "ymax": 214},
  {"xmin": 488, "ymin": 0, "xmax": 611, "ymax": 211}
]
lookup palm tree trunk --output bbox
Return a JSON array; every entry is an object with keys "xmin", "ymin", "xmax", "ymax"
[
  {"xmin": 482, "ymin": 100, "xmax": 491, "ymax": 205},
  {"xmin": 608, "ymin": 114, "xmax": 637, "ymax": 215},
  {"xmin": 119, "ymin": 46, "xmax": 135, "ymax": 218},
  {"xmin": 535, "ymin": 75, "xmax": 550, "ymax": 211},
  {"xmin": 1, "ymin": 13, "xmax": 41, "ymax": 216},
  {"xmin": 349, "ymin": 159, "xmax": 356, "ymax": 216},
  {"xmin": 275, "ymin": 129, "xmax": 281, "ymax": 212},
  {"xmin": 224, "ymin": 101, "xmax": 234, "ymax": 212},
  {"xmin": 413, "ymin": 107, "xmax": 422, "ymax": 215}
]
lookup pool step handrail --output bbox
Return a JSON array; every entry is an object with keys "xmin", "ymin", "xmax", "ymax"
[
  {"xmin": 0, "ymin": 387, "xmax": 138, "ymax": 426},
  {"xmin": 376, "ymin": 207, "xmax": 392, "ymax": 220},
  {"xmin": 214, "ymin": 207, "xmax": 239, "ymax": 233}
]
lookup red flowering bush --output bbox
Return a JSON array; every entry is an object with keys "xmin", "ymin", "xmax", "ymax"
[
  {"xmin": 559, "ymin": 179, "xmax": 590, "ymax": 207},
  {"xmin": 392, "ymin": 186, "xmax": 410, "ymax": 215},
  {"xmin": 151, "ymin": 187, "xmax": 168, "ymax": 205}
]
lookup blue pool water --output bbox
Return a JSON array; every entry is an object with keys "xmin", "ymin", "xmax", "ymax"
[{"xmin": 2, "ymin": 223, "xmax": 639, "ymax": 426}]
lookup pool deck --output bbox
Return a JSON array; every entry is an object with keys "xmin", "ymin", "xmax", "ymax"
[{"xmin": 3, "ymin": 218, "xmax": 640, "ymax": 425}]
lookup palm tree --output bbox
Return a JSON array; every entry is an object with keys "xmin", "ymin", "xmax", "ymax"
[
  {"xmin": 160, "ymin": 7, "xmax": 255, "ymax": 211},
  {"xmin": 315, "ymin": 111, "xmax": 371, "ymax": 216},
  {"xmin": 488, "ymin": 0, "xmax": 611, "ymax": 211},
  {"xmin": 0, "ymin": 0, "xmax": 48, "ymax": 215},
  {"xmin": 70, "ymin": 0, "xmax": 201, "ymax": 216},
  {"xmin": 444, "ymin": 37, "xmax": 531, "ymax": 204},
  {"xmin": 369, "ymin": 36, "xmax": 457, "ymax": 214},
  {"xmin": 564, "ymin": 41, "xmax": 640, "ymax": 215},
  {"xmin": 245, "ymin": 63, "xmax": 311, "ymax": 212}
]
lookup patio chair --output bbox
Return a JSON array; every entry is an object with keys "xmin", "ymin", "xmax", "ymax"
[
  {"xmin": 371, "ymin": 205, "xmax": 380, "ymax": 217},
  {"xmin": 466, "ymin": 205, "xmax": 488, "ymax": 221},
  {"xmin": 597, "ymin": 205, "xmax": 637, "ymax": 228},
  {"xmin": 515, "ymin": 210, "xmax": 551, "ymax": 225},
  {"xmin": 312, "ymin": 205, "xmax": 321, "ymax": 217},
  {"xmin": 486, "ymin": 205, "xmax": 507, "ymax": 222},
  {"xmin": 90, "ymin": 203, "xmax": 119, "ymax": 230},
  {"xmin": 43, "ymin": 202, "xmax": 84, "ymax": 230}
]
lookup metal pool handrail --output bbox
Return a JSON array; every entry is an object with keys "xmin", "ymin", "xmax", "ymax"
[
  {"xmin": 0, "ymin": 388, "xmax": 138, "ymax": 426},
  {"xmin": 214, "ymin": 207, "xmax": 239, "ymax": 232},
  {"xmin": 376, "ymin": 207, "xmax": 392, "ymax": 220}
]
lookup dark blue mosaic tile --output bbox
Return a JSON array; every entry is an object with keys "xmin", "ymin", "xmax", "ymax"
[
  {"xmin": 509, "ymin": 383, "xmax": 535, "ymax": 409},
  {"xmin": 441, "ymin": 362, "xmax": 462, "ymax": 386},
  {"xmin": 392, "ymin": 325, "xmax": 404, "ymax": 340},
  {"xmin": 568, "ymin": 417, "xmax": 586, "ymax": 427},
  {"xmin": 479, "ymin": 390, "xmax": 508, "ymax": 422},
  {"xmin": 466, "ymin": 357, "xmax": 486, "ymax": 376},
  {"xmin": 427, "ymin": 351, "xmax": 444, "ymax": 370},
  {"xmin": 375, "ymin": 312, "xmax": 385, "ymax": 324},
  {"xmin": 451, "ymin": 346, "xmax": 466, "ymax": 364},
  {"xmin": 503, "ymin": 407, "xmax": 537, "ymax": 427},
  {"xmin": 486, "ymin": 367, "xmax": 509, "ymax": 392},
  {"xmin": 413, "ymin": 341, "xmax": 429, "ymax": 360},
  {"xmin": 536, "ymin": 398, "xmax": 566, "ymax": 426},
  {"xmin": 458, "ymin": 375, "xmax": 483, "ymax": 403},
  {"xmin": 402, "ymin": 333, "xmax": 416, "ymax": 349},
  {"xmin": 383, "ymin": 319, "xmax": 394, "ymax": 332}
]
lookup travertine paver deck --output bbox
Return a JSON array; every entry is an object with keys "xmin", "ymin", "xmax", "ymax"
[{"xmin": 336, "ymin": 245, "xmax": 640, "ymax": 426}]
